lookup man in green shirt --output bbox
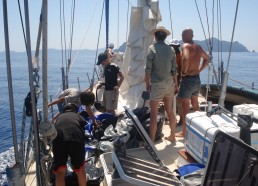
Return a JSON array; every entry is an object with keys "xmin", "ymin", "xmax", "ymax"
[{"xmin": 145, "ymin": 26, "xmax": 178, "ymax": 142}]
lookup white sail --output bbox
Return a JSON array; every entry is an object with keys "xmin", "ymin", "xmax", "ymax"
[{"xmin": 119, "ymin": 0, "xmax": 161, "ymax": 109}]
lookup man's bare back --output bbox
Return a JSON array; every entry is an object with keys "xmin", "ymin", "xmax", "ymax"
[{"xmin": 181, "ymin": 29, "xmax": 208, "ymax": 76}]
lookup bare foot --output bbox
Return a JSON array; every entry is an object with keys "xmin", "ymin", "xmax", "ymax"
[
  {"xmin": 175, "ymin": 131, "xmax": 185, "ymax": 138},
  {"xmin": 165, "ymin": 136, "xmax": 176, "ymax": 143}
]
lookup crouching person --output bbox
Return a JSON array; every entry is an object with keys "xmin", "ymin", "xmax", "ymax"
[{"xmin": 52, "ymin": 103, "xmax": 90, "ymax": 186}]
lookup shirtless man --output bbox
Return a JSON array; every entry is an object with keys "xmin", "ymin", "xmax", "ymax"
[{"xmin": 176, "ymin": 28, "xmax": 209, "ymax": 138}]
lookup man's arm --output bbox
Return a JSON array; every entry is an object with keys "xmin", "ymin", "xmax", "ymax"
[
  {"xmin": 145, "ymin": 73, "xmax": 151, "ymax": 92},
  {"xmin": 198, "ymin": 48, "xmax": 209, "ymax": 73},
  {"xmin": 117, "ymin": 71, "xmax": 124, "ymax": 88},
  {"xmin": 48, "ymin": 97, "xmax": 65, "ymax": 107},
  {"xmin": 86, "ymin": 106, "xmax": 98, "ymax": 126}
]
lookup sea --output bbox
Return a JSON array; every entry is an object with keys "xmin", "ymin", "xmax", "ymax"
[{"xmin": 0, "ymin": 51, "xmax": 258, "ymax": 184}]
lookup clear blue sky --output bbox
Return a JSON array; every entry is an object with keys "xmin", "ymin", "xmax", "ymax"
[{"xmin": 0, "ymin": 0, "xmax": 258, "ymax": 52}]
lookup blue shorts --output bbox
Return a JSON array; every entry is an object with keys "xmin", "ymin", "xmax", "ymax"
[{"xmin": 177, "ymin": 75, "xmax": 201, "ymax": 98}]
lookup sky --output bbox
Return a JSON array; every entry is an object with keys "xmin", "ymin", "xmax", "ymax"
[{"xmin": 0, "ymin": 0, "xmax": 258, "ymax": 52}]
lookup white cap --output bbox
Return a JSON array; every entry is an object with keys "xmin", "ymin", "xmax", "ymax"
[{"xmin": 169, "ymin": 39, "xmax": 180, "ymax": 46}]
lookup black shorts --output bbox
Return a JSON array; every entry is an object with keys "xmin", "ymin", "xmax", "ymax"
[{"xmin": 52, "ymin": 141, "xmax": 85, "ymax": 173}]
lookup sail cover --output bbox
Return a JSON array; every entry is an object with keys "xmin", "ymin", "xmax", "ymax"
[{"xmin": 120, "ymin": 0, "xmax": 161, "ymax": 109}]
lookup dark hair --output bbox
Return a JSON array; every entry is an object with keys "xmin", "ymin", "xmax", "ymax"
[
  {"xmin": 63, "ymin": 103, "xmax": 78, "ymax": 113},
  {"xmin": 80, "ymin": 91, "xmax": 95, "ymax": 106},
  {"xmin": 154, "ymin": 31, "xmax": 167, "ymax": 41}
]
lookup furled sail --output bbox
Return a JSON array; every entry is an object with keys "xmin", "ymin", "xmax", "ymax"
[{"xmin": 120, "ymin": 0, "xmax": 161, "ymax": 109}]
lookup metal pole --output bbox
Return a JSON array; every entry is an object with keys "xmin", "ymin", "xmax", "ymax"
[
  {"xmin": 42, "ymin": 0, "xmax": 49, "ymax": 123},
  {"xmin": 24, "ymin": 0, "xmax": 42, "ymax": 185},
  {"xmin": 105, "ymin": 0, "xmax": 109, "ymax": 49},
  {"xmin": 2, "ymin": 0, "xmax": 19, "ymax": 164}
]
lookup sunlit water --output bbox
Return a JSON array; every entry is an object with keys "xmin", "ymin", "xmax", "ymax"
[{"xmin": 0, "ymin": 51, "xmax": 258, "ymax": 185}]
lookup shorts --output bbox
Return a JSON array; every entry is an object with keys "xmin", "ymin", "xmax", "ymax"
[
  {"xmin": 52, "ymin": 141, "xmax": 85, "ymax": 173},
  {"xmin": 177, "ymin": 75, "xmax": 201, "ymax": 99},
  {"xmin": 103, "ymin": 90, "xmax": 118, "ymax": 110},
  {"xmin": 150, "ymin": 78, "xmax": 175, "ymax": 101}
]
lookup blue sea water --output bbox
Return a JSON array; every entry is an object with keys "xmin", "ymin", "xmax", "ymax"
[{"xmin": 0, "ymin": 51, "xmax": 258, "ymax": 184}]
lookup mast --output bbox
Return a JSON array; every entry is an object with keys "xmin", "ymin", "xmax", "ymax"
[
  {"xmin": 105, "ymin": 0, "xmax": 109, "ymax": 48},
  {"xmin": 2, "ymin": 0, "xmax": 19, "ymax": 164},
  {"xmin": 23, "ymin": 0, "xmax": 43, "ymax": 185}
]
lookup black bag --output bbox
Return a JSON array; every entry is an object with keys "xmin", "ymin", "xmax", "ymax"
[{"xmin": 24, "ymin": 92, "xmax": 37, "ymax": 117}]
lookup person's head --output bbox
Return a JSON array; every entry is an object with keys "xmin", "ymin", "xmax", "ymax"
[
  {"xmin": 63, "ymin": 103, "xmax": 78, "ymax": 113},
  {"xmin": 80, "ymin": 91, "xmax": 95, "ymax": 107},
  {"xmin": 182, "ymin": 28, "xmax": 194, "ymax": 43},
  {"xmin": 151, "ymin": 26, "xmax": 170, "ymax": 41},
  {"xmin": 108, "ymin": 43, "xmax": 114, "ymax": 50},
  {"xmin": 169, "ymin": 39, "xmax": 181, "ymax": 54},
  {"xmin": 97, "ymin": 53, "xmax": 110, "ymax": 66}
]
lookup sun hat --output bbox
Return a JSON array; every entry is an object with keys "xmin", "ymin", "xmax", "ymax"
[
  {"xmin": 170, "ymin": 39, "xmax": 180, "ymax": 46},
  {"xmin": 150, "ymin": 25, "xmax": 171, "ymax": 36},
  {"xmin": 97, "ymin": 53, "xmax": 108, "ymax": 65}
]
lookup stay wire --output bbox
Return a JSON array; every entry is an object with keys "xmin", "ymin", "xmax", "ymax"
[
  {"xmin": 17, "ymin": 0, "xmax": 27, "ymax": 50},
  {"xmin": 62, "ymin": 0, "xmax": 68, "ymax": 74},
  {"xmin": 168, "ymin": 0, "xmax": 173, "ymax": 39},
  {"xmin": 69, "ymin": 0, "xmax": 99, "ymax": 72},
  {"xmin": 59, "ymin": 0, "xmax": 64, "ymax": 67},
  {"xmin": 194, "ymin": 0, "xmax": 209, "ymax": 51},
  {"xmin": 90, "ymin": 0, "xmax": 105, "ymax": 90},
  {"xmin": 226, "ymin": 0, "xmax": 240, "ymax": 72},
  {"xmin": 68, "ymin": 0, "xmax": 76, "ymax": 62}
]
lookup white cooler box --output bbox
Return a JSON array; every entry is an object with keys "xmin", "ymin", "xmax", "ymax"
[{"xmin": 185, "ymin": 111, "xmax": 240, "ymax": 165}]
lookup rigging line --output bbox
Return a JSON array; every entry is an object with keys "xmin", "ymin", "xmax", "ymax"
[
  {"xmin": 59, "ymin": 0, "xmax": 64, "ymax": 67},
  {"xmin": 126, "ymin": 0, "xmax": 130, "ymax": 41},
  {"xmin": 211, "ymin": 0, "xmax": 215, "ymax": 47},
  {"xmin": 17, "ymin": 0, "xmax": 27, "ymax": 50},
  {"xmin": 168, "ymin": 0, "xmax": 173, "ymax": 39},
  {"xmin": 69, "ymin": 0, "xmax": 99, "ymax": 72},
  {"xmin": 228, "ymin": 77, "xmax": 258, "ymax": 91},
  {"xmin": 204, "ymin": 0, "xmax": 212, "ymax": 51},
  {"xmin": 226, "ymin": 0, "xmax": 240, "ymax": 72},
  {"xmin": 68, "ymin": 0, "xmax": 76, "ymax": 61},
  {"xmin": 91, "ymin": 0, "xmax": 105, "ymax": 89},
  {"xmin": 219, "ymin": 0, "xmax": 223, "ymax": 62},
  {"xmin": 194, "ymin": 0, "xmax": 210, "ymax": 51},
  {"xmin": 62, "ymin": 0, "xmax": 68, "ymax": 73}
]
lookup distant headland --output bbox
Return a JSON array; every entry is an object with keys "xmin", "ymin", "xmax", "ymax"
[{"xmin": 116, "ymin": 37, "xmax": 250, "ymax": 53}]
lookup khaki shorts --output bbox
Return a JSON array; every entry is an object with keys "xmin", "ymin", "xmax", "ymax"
[
  {"xmin": 103, "ymin": 90, "xmax": 118, "ymax": 110},
  {"xmin": 150, "ymin": 78, "xmax": 175, "ymax": 101}
]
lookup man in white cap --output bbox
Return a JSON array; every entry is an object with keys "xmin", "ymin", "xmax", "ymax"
[{"xmin": 145, "ymin": 26, "xmax": 178, "ymax": 142}]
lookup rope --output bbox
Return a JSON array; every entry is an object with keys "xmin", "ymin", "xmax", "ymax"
[
  {"xmin": 68, "ymin": 0, "xmax": 76, "ymax": 63},
  {"xmin": 69, "ymin": 0, "xmax": 99, "ymax": 72},
  {"xmin": 228, "ymin": 78, "xmax": 258, "ymax": 91},
  {"xmin": 225, "ymin": 0, "xmax": 240, "ymax": 72},
  {"xmin": 17, "ymin": 0, "xmax": 27, "ymax": 49},
  {"xmin": 90, "ymin": 0, "xmax": 106, "ymax": 90},
  {"xmin": 126, "ymin": 0, "xmax": 130, "ymax": 41},
  {"xmin": 61, "ymin": 0, "xmax": 68, "ymax": 75}
]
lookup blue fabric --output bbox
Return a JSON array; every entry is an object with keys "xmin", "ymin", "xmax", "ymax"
[
  {"xmin": 84, "ymin": 113, "xmax": 114, "ymax": 133},
  {"xmin": 178, "ymin": 163, "xmax": 205, "ymax": 177}
]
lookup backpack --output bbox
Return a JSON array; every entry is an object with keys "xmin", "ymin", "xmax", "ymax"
[{"xmin": 24, "ymin": 92, "xmax": 37, "ymax": 117}]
